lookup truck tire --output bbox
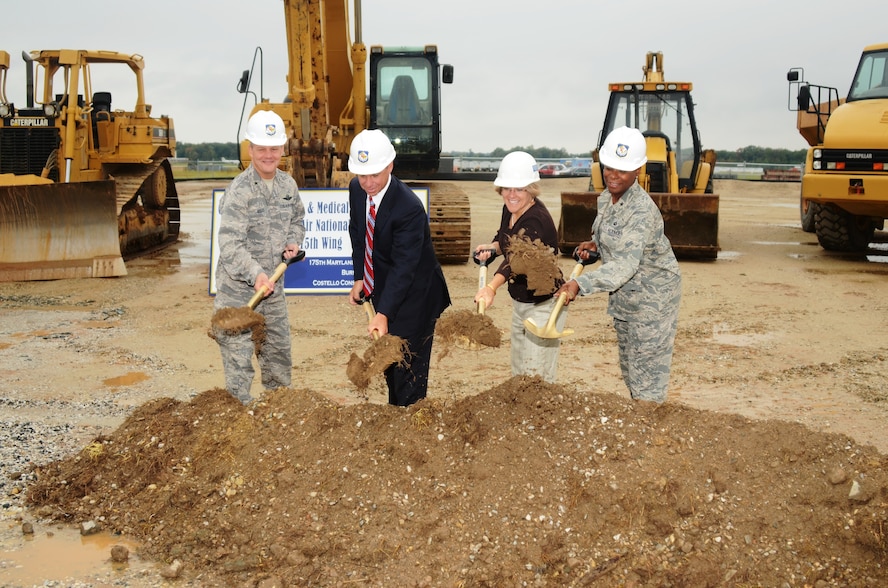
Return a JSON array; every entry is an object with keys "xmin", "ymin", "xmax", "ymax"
[
  {"xmin": 800, "ymin": 197, "xmax": 818, "ymax": 233},
  {"xmin": 814, "ymin": 204, "xmax": 874, "ymax": 251}
]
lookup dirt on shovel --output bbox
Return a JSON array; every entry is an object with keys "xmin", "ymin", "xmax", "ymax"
[
  {"xmin": 507, "ymin": 230, "xmax": 562, "ymax": 295},
  {"xmin": 347, "ymin": 298, "xmax": 410, "ymax": 390},
  {"xmin": 435, "ymin": 248, "xmax": 502, "ymax": 357},
  {"xmin": 435, "ymin": 310, "xmax": 501, "ymax": 358},
  {"xmin": 346, "ymin": 334, "xmax": 410, "ymax": 390},
  {"xmin": 207, "ymin": 251, "xmax": 305, "ymax": 353},
  {"xmin": 207, "ymin": 307, "xmax": 267, "ymax": 353}
]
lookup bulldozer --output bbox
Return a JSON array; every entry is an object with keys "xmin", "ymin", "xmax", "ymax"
[
  {"xmin": 558, "ymin": 51, "xmax": 719, "ymax": 260},
  {"xmin": 235, "ymin": 0, "xmax": 470, "ymax": 263},
  {"xmin": 787, "ymin": 43, "xmax": 888, "ymax": 251},
  {"xmin": 0, "ymin": 49, "xmax": 179, "ymax": 281}
]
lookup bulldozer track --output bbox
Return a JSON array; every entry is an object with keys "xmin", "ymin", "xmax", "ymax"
[{"xmin": 106, "ymin": 159, "xmax": 181, "ymax": 257}]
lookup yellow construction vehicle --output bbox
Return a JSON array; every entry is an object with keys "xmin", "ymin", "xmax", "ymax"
[
  {"xmin": 235, "ymin": 0, "xmax": 470, "ymax": 263},
  {"xmin": 558, "ymin": 52, "xmax": 719, "ymax": 260},
  {"xmin": 0, "ymin": 49, "xmax": 179, "ymax": 281},
  {"xmin": 787, "ymin": 43, "xmax": 888, "ymax": 250}
]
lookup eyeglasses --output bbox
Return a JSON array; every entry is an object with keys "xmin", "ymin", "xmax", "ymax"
[{"xmin": 501, "ymin": 187, "xmax": 527, "ymax": 194}]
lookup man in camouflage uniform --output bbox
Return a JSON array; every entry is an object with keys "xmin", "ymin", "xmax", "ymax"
[
  {"xmin": 213, "ymin": 110, "xmax": 305, "ymax": 404},
  {"xmin": 558, "ymin": 127, "xmax": 681, "ymax": 403}
]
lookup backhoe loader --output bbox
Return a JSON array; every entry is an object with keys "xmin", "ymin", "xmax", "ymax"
[
  {"xmin": 558, "ymin": 52, "xmax": 719, "ymax": 260},
  {"xmin": 0, "ymin": 49, "xmax": 179, "ymax": 281},
  {"xmin": 235, "ymin": 0, "xmax": 470, "ymax": 263}
]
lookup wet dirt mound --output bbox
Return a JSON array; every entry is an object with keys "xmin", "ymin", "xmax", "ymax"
[{"xmin": 25, "ymin": 380, "xmax": 888, "ymax": 586}]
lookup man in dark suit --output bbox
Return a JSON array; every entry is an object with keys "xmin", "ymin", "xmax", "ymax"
[{"xmin": 347, "ymin": 129, "xmax": 451, "ymax": 406}]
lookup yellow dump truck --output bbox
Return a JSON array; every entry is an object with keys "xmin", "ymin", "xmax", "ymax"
[
  {"xmin": 0, "ymin": 49, "xmax": 179, "ymax": 281},
  {"xmin": 558, "ymin": 52, "xmax": 719, "ymax": 260},
  {"xmin": 787, "ymin": 43, "xmax": 888, "ymax": 250}
]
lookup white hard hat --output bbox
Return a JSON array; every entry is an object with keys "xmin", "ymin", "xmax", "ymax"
[
  {"xmin": 598, "ymin": 126, "xmax": 647, "ymax": 171},
  {"xmin": 245, "ymin": 110, "xmax": 288, "ymax": 146},
  {"xmin": 494, "ymin": 151, "xmax": 540, "ymax": 187},
  {"xmin": 348, "ymin": 129, "xmax": 396, "ymax": 174}
]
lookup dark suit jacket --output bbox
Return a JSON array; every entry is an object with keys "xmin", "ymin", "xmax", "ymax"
[{"xmin": 348, "ymin": 176, "xmax": 451, "ymax": 338}]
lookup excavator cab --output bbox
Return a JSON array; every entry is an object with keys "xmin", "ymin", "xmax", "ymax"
[
  {"xmin": 368, "ymin": 45, "xmax": 453, "ymax": 178},
  {"xmin": 558, "ymin": 52, "xmax": 719, "ymax": 260},
  {"xmin": 236, "ymin": 0, "xmax": 469, "ymax": 264}
]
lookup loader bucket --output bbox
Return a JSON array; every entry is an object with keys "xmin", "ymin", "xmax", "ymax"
[
  {"xmin": 558, "ymin": 191, "xmax": 720, "ymax": 260},
  {"xmin": 0, "ymin": 179, "xmax": 127, "ymax": 281}
]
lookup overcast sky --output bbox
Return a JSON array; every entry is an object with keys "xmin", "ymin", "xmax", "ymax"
[{"xmin": 4, "ymin": 1, "xmax": 885, "ymax": 154}]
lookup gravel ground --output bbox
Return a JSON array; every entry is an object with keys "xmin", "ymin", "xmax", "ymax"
[{"xmin": 3, "ymin": 178, "xmax": 888, "ymax": 586}]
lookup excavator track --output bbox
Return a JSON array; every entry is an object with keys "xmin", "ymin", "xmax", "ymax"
[{"xmin": 408, "ymin": 181, "xmax": 472, "ymax": 264}]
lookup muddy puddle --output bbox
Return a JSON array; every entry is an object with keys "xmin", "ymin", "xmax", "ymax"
[{"xmin": 0, "ymin": 523, "xmax": 143, "ymax": 586}]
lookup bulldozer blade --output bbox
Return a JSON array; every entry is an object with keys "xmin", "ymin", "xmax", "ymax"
[
  {"xmin": 558, "ymin": 191, "xmax": 720, "ymax": 260},
  {"xmin": 0, "ymin": 180, "xmax": 127, "ymax": 281}
]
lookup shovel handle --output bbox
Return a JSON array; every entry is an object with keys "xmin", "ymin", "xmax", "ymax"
[
  {"xmin": 247, "ymin": 250, "xmax": 306, "ymax": 310},
  {"xmin": 474, "ymin": 248, "xmax": 497, "ymax": 315},
  {"xmin": 473, "ymin": 248, "xmax": 499, "ymax": 267},
  {"xmin": 573, "ymin": 247, "xmax": 600, "ymax": 264},
  {"xmin": 362, "ymin": 297, "xmax": 381, "ymax": 340}
]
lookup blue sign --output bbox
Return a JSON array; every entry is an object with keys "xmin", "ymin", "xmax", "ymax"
[{"xmin": 209, "ymin": 186, "xmax": 429, "ymax": 295}]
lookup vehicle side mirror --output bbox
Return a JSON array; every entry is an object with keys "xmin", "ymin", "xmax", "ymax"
[
  {"xmin": 237, "ymin": 70, "xmax": 250, "ymax": 94},
  {"xmin": 787, "ymin": 70, "xmax": 799, "ymax": 82},
  {"xmin": 442, "ymin": 64, "xmax": 454, "ymax": 85}
]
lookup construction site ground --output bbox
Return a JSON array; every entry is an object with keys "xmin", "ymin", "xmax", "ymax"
[{"xmin": 1, "ymin": 178, "xmax": 887, "ymax": 587}]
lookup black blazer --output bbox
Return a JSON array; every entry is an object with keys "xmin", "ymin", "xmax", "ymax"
[{"xmin": 348, "ymin": 176, "xmax": 451, "ymax": 337}]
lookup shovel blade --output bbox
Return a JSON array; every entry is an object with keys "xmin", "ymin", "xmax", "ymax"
[
  {"xmin": 523, "ymin": 291, "xmax": 573, "ymax": 339},
  {"xmin": 524, "ymin": 317, "xmax": 573, "ymax": 339}
]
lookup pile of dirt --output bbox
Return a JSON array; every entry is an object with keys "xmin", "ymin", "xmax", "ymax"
[{"xmin": 25, "ymin": 378, "xmax": 888, "ymax": 587}]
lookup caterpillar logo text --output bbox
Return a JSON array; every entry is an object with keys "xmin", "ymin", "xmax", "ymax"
[{"xmin": 9, "ymin": 118, "xmax": 49, "ymax": 127}]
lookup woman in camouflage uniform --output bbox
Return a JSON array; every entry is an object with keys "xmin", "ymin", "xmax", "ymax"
[{"xmin": 558, "ymin": 127, "xmax": 682, "ymax": 403}]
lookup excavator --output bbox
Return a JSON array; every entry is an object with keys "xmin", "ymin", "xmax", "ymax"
[
  {"xmin": 558, "ymin": 52, "xmax": 720, "ymax": 260},
  {"xmin": 0, "ymin": 49, "xmax": 179, "ymax": 281},
  {"xmin": 235, "ymin": 0, "xmax": 470, "ymax": 263}
]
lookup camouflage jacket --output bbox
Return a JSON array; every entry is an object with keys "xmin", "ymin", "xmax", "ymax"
[
  {"xmin": 216, "ymin": 165, "xmax": 305, "ymax": 289},
  {"xmin": 573, "ymin": 181, "xmax": 681, "ymax": 320}
]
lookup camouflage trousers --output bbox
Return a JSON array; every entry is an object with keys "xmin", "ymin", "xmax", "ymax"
[
  {"xmin": 213, "ymin": 291, "xmax": 292, "ymax": 404},
  {"xmin": 612, "ymin": 290, "xmax": 680, "ymax": 403},
  {"xmin": 511, "ymin": 297, "xmax": 565, "ymax": 384}
]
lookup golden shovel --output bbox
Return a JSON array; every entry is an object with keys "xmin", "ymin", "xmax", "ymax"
[
  {"xmin": 523, "ymin": 249, "xmax": 598, "ymax": 339},
  {"xmin": 346, "ymin": 295, "xmax": 409, "ymax": 389},
  {"xmin": 209, "ymin": 250, "xmax": 306, "ymax": 341},
  {"xmin": 453, "ymin": 249, "xmax": 499, "ymax": 350}
]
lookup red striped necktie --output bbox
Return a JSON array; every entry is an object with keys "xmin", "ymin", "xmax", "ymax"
[{"xmin": 362, "ymin": 196, "xmax": 376, "ymax": 297}]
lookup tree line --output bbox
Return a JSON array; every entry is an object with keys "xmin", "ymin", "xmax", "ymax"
[{"xmin": 178, "ymin": 142, "xmax": 808, "ymax": 166}]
